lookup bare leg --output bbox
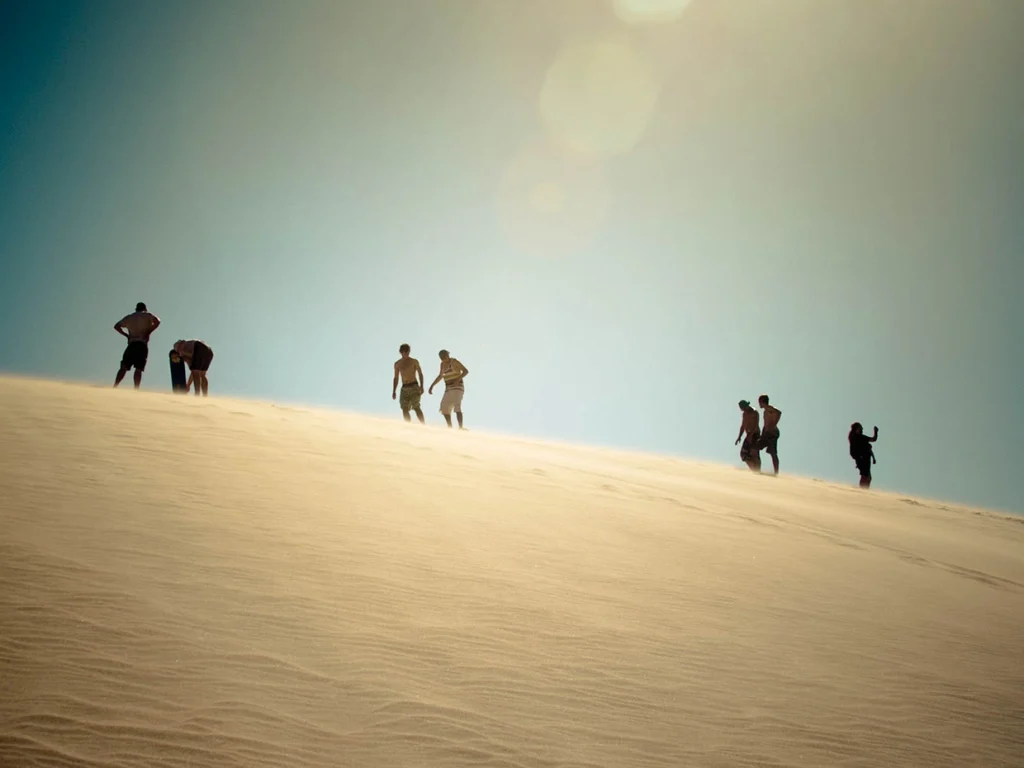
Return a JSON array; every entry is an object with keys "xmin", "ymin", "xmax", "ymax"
[
  {"xmin": 133, "ymin": 369, "xmax": 143, "ymax": 389},
  {"xmin": 402, "ymin": 409, "xmax": 411, "ymax": 422},
  {"xmin": 456, "ymin": 411, "xmax": 463, "ymax": 429},
  {"xmin": 114, "ymin": 367, "xmax": 129, "ymax": 387},
  {"xmin": 442, "ymin": 413, "xmax": 453, "ymax": 428},
  {"xmin": 770, "ymin": 454, "xmax": 779, "ymax": 475},
  {"xmin": 414, "ymin": 408, "xmax": 425, "ymax": 424},
  {"xmin": 193, "ymin": 371, "xmax": 208, "ymax": 396}
]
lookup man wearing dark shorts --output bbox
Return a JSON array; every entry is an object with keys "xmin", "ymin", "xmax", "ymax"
[
  {"xmin": 172, "ymin": 339, "xmax": 215, "ymax": 396},
  {"xmin": 757, "ymin": 394, "xmax": 782, "ymax": 475},
  {"xmin": 849, "ymin": 423, "xmax": 879, "ymax": 488},
  {"xmin": 114, "ymin": 302, "xmax": 160, "ymax": 389}
]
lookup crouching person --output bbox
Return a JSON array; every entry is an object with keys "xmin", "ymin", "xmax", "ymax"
[{"xmin": 172, "ymin": 339, "xmax": 214, "ymax": 396}]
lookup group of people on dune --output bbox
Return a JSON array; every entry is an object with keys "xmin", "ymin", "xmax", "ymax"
[
  {"xmin": 111, "ymin": 302, "xmax": 878, "ymax": 485},
  {"xmin": 734, "ymin": 396, "xmax": 881, "ymax": 488},
  {"xmin": 111, "ymin": 303, "xmax": 214, "ymax": 397}
]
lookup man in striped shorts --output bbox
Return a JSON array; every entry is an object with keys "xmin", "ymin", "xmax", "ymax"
[{"xmin": 428, "ymin": 349, "xmax": 469, "ymax": 429}]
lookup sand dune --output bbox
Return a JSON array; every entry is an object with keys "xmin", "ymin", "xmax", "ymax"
[{"xmin": 1, "ymin": 377, "xmax": 1022, "ymax": 768}]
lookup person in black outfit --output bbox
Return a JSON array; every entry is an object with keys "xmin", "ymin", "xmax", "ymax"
[{"xmin": 848, "ymin": 422, "xmax": 879, "ymax": 488}]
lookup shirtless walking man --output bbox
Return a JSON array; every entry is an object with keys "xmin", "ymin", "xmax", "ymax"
[
  {"xmin": 758, "ymin": 394, "xmax": 783, "ymax": 475},
  {"xmin": 392, "ymin": 343, "xmax": 425, "ymax": 423},
  {"xmin": 113, "ymin": 302, "xmax": 161, "ymax": 389},
  {"xmin": 428, "ymin": 349, "xmax": 468, "ymax": 429},
  {"xmin": 735, "ymin": 400, "xmax": 761, "ymax": 472}
]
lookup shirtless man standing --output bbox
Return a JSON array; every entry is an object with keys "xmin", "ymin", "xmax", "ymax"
[
  {"xmin": 392, "ymin": 343, "xmax": 425, "ymax": 423},
  {"xmin": 735, "ymin": 400, "xmax": 761, "ymax": 472},
  {"xmin": 428, "ymin": 349, "xmax": 468, "ymax": 429},
  {"xmin": 113, "ymin": 302, "xmax": 160, "ymax": 389},
  {"xmin": 758, "ymin": 394, "xmax": 783, "ymax": 475}
]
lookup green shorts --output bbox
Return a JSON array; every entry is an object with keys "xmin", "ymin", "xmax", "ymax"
[{"xmin": 399, "ymin": 384, "xmax": 422, "ymax": 412}]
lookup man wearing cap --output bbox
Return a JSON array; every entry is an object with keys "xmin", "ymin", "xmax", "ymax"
[
  {"xmin": 734, "ymin": 399, "xmax": 761, "ymax": 472},
  {"xmin": 113, "ymin": 302, "xmax": 161, "ymax": 389},
  {"xmin": 428, "ymin": 349, "xmax": 469, "ymax": 429}
]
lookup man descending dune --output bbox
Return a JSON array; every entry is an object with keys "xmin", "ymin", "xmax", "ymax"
[
  {"xmin": 172, "ymin": 339, "xmax": 215, "ymax": 397},
  {"xmin": 428, "ymin": 349, "xmax": 468, "ymax": 429},
  {"xmin": 392, "ymin": 344, "xmax": 425, "ymax": 423},
  {"xmin": 735, "ymin": 400, "xmax": 761, "ymax": 472},
  {"xmin": 113, "ymin": 302, "xmax": 161, "ymax": 389}
]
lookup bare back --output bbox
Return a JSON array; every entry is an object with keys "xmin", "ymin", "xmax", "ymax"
[
  {"xmin": 762, "ymin": 405, "xmax": 782, "ymax": 432},
  {"xmin": 119, "ymin": 311, "xmax": 158, "ymax": 344}
]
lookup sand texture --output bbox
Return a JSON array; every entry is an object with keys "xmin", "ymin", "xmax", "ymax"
[{"xmin": 1, "ymin": 377, "xmax": 1022, "ymax": 767}]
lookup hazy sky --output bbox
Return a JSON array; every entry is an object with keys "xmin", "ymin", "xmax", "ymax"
[{"xmin": 1, "ymin": 0, "xmax": 1022, "ymax": 513}]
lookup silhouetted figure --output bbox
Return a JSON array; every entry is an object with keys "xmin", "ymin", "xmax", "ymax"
[
  {"xmin": 849, "ymin": 422, "xmax": 879, "ymax": 488},
  {"xmin": 392, "ymin": 343, "xmax": 425, "ymax": 423},
  {"xmin": 428, "ymin": 349, "xmax": 469, "ymax": 429},
  {"xmin": 114, "ymin": 302, "xmax": 160, "ymax": 389},
  {"xmin": 758, "ymin": 394, "xmax": 782, "ymax": 475},
  {"xmin": 735, "ymin": 400, "xmax": 761, "ymax": 472}
]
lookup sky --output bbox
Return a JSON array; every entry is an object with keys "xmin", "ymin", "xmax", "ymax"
[{"xmin": 1, "ymin": 0, "xmax": 1022, "ymax": 513}]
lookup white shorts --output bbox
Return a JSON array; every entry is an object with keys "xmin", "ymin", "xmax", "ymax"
[{"xmin": 439, "ymin": 388, "xmax": 464, "ymax": 415}]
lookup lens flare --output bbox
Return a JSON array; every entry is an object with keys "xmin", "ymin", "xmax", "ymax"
[
  {"xmin": 538, "ymin": 36, "xmax": 662, "ymax": 157},
  {"xmin": 611, "ymin": 0, "xmax": 693, "ymax": 25},
  {"xmin": 496, "ymin": 141, "xmax": 610, "ymax": 258}
]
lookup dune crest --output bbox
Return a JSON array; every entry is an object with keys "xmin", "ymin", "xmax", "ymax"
[{"xmin": 1, "ymin": 377, "xmax": 1022, "ymax": 767}]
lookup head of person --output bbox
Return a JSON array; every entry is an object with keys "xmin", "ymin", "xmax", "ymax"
[
  {"xmin": 438, "ymin": 349, "xmax": 450, "ymax": 361},
  {"xmin": 136, "ymin": 302, "xmax": 147, "ymax": 313},
  {"xmin": 399, "ymin": 343, "xmax": 411, "ymax": 358},
  {"xmin": 758, "ymin": 394, "xmax": 769, "ymax": 407},
  {"xmin": 850, "ymin": 422, "xmax": 863, "ymax": 436},
  {"xmin": 738, "ymin": 400, "xmax": 751, "ymax": 411}
]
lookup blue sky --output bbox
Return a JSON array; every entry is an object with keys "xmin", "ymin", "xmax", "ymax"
[{"xmin": 1, "ymin": 0, "xmax": 1022, "ymax": 513}]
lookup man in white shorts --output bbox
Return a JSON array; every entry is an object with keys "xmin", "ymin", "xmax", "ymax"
[{"xmin": 428, "ymin": 349, "xmax": 468, "ymax": 429}]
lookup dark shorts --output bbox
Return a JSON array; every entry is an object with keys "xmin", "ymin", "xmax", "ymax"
[
  {"xmin": 740, "ymin": 432, "xmax": 761, "ymax": 463},
  {"xmin": 191, "ymin": 342, "xmax": 214, "ymax": 372},
  {"xmin": 120, "ymin": 341, "xmax": 149, "ymax": 371},
  {"xmin": 855, "ymin": 455, "xmax": 872, "ymax": 478},
  {"xmin": 759, "ymin": 428, "xmax": 780, "ymax": 457}
]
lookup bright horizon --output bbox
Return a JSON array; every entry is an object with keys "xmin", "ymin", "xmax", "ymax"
[{"xmin": 1, "ymin": 0, "xmax": 1022, "ymax": 514}]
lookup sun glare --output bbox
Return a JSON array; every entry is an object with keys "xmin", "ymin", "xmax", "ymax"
[
  {"xmin": 538, "ymin": 36, "xmax": 662, "ymax": 157},
  {"xmin": 612, "ymin": 0, "xmax": 694, "ymax": 25}
]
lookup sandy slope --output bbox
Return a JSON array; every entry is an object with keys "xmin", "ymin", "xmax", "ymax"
[{"xmin": 1, "ymin": 377, "xmax": 1022, "ymax": 768}]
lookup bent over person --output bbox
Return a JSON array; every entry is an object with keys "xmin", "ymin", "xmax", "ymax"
[
  {"xmin": 428, "ymin": 349, "xmax": 468, "ymax": 429},
  {"xmin": 114, "ymin": 302, "xmax": 160, "ymax": 389},
  {"xmin": 172, "ymin": 339, "xmax": 215, "ymax": 396}
]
